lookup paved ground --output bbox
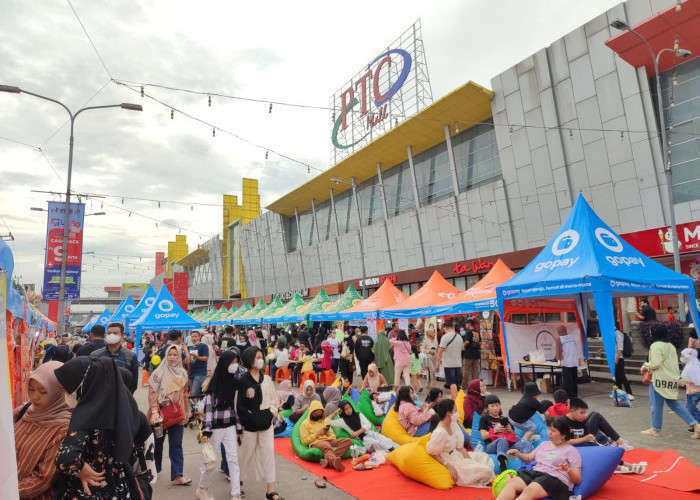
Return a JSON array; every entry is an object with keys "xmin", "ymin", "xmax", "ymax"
[{"xmin": 135, "ymin": 377, "xmax": 698, "ymax": 500}]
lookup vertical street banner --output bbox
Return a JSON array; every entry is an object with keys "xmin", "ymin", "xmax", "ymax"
[
  {"xmin": 42, "ymin": 202, "xmax": 85, "ymax": 301},
  {"xmin": 0, "ymin": 272, "xmax": 20, "ymax": 500}
]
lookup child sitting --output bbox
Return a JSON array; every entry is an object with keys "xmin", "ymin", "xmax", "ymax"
[
  {"xmin": 370, "ymin": 391, "xmax": 392, "ymax": 417},
  {"xmin": 508, "ymin": 382, "xmax": 552, "ymax": 442},
  {"xmin": 299, "ymin": 401, "xmax": 352, "ymax": 471},
  {"xmin": 496, "ymin": 416, "xmax": 581, "ymax": 500},
  {"xmin": 480, "ymin": 395, "xmax": 534, "ymax": 472},
  {"xmin": 546, "ymin": 389, "xmax": 570, "ymax": 418}
]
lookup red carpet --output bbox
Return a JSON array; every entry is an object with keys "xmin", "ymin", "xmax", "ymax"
[{"xmin": 274, "ymin": 439, "xmax": 699, "ymax": 499}]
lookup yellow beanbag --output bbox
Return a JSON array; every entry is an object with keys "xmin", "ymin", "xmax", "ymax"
[
  {"xmin": 380, "ymin": 406, "xmax": 422, "ymax": 446},
  {"xmin": 386, "ymin": 434, "xmax": 454, "ymax": 490},
  {"xmin": 454, "ymin": 390, "xmax": 466, "ymax": 425}
]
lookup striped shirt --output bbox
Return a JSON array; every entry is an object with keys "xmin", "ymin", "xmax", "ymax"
[{"xmin": 202, "ymin": 393, "xmax": 242, "ymax": 436}]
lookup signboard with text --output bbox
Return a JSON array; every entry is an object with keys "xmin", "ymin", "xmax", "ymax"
[
  {"xmin": 329, "ymin": 20, "xmax": 432, "ymax": 164},
  {"xmin": 42, "ymin": 202, "xmax": 85, "ymax": 301},
  {"xmin": 621, "ymin": 221, "xmax": 700, "ymax": 257}
]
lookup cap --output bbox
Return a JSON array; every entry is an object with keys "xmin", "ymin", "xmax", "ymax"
[{"xmin": 523, "ymin": 381, "xmax": 541, "ymax": 398}]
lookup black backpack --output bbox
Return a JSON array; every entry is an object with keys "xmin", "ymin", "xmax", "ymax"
[{"xmin": 622, "ymin": 332, "xmax": 633, "ymax": 358}]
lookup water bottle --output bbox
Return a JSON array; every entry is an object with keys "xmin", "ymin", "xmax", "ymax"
[
  {"xmin": 351, "ymin": 445, "xmax": 360, "ymax": 465},
  {"xmin": 474, "ymin": 442, "xmax": 484, "ymax": 453}
]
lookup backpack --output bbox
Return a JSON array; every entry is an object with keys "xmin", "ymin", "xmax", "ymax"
[{"xmin": 622, "ymin": 332, "xmax": 633, "ymax": 358}]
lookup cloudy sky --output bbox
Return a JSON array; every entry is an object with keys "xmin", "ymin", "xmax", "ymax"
[{"xmin": 0, "ymin": 0, "xmax": 621, "ymax": 298}]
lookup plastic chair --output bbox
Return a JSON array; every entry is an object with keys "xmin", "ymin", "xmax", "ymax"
[
  {"xmin": 275, "ymin": 366, "xmax": 291, "ymax": 383},
  {"xmin": 318, "ymin": 369, "xmax": 336, "ymax": 386},
  {"xmin": 299, "ymin": 371, "xmax": 317, "ymax": 385}
]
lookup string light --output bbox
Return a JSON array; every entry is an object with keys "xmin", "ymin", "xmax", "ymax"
[
  {"xmin": 128, "ymin": 212, "xmax": 131, "ymax": 217},
  {"xmin": 190, "ymin": 205, "xmax": 194, "ymax": 211},
  {"xmin": 454, "ymin": 122, "xmax": 459, "ymax": 133},
  {"xmin": 121, "ymin": 198, "xmax": 124, "ymax": 204},
  {"xmin": 208, "ymin": 95, "xmax": 211, "ymax": 107},
  {"xmin": 676, "ymin": 0, "xmax": 682, "ymax": 12},
  {"xmin": 140, "ymin": 86, "xmax": 144, "ymax": 97},
  {"xmin": 268, "ymin": 103, "xmax": 273, "ymax": 113},
  {"xmin": 674, "ymin": 35, "xmax": 679, "ymax": 51},
  {"xmin": 155, "ymin": 222, "xmax": 159, "ymax": 228},
  {"xmin": 307, "ymin": 166, "xmax": 310, "ymax": 174},
  {"xmin": 620, "ymin": 131, "xmax": 624, "ymax": 141},
  {"xmin": 670, "ymin": 99, "xmax": 675, "ymax": 108},
  {"xmin": 509, "ymin": 126, "xmax": 513, "ymax": 136},
  {"xmin": 212, "ymin": 127, "xmax": 216, "ymax": 137},
  {"xmin": 157, "ymin": 201, "xmax": 161, "ymax": 208},
  {"xmin": 170, "ymin": 109, "xmax": 174, "ymax": 119},
  {"xmin": 331, "ymin": 111, "xmax": 335, "ymax": 122},
  {"xmin": 569, "ymin": 130, "xmax": 574, "ymax": 140},
  {"xmin": 265, "ymin": 150, "xmax": 269, "ymax": 160}
]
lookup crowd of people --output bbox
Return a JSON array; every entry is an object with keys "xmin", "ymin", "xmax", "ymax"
[{"xmin": 13, "ymin": 316, "xmax": 700, "ymax": 500}]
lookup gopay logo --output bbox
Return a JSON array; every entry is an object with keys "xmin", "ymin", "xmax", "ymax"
[
  {"xmin": 124, "ymin": 305, "xmax": 135, "ymax": 313},
  {"xmin": 158, "ymin": 300, "xmax": 174, "ymax": 313},
  {"xmin": 551, "ymin": 230, "xmax": 579, "ymax": 256},
  {"xmin": 595, "ymin": 228, "xmax": 623, "ymax": 252},
  {"xmin": 100, "ymin": 317, "xmax": 108, "ymax": 324},
  {"xmin": 145, "ymin": 297, "xmax": 155, "ymax": 307}
]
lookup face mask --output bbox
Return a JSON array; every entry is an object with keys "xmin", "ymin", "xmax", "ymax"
[
  {"xmin": 105, "ymin": 334, "xmax": 121, "ymax": 344},
  {"xmin": 64, "ymin": 391, "xmax": 78, "ymax": 408},
  {"xmin": 255, "ymin": 359, "xmax": 265, "ymax": 370},
  {"xmin": 228, "ymin": 363, "xmax": 239, "ymax": 374},
  {"xmin": 237, "ymin": 341, "xmax": 247, "ymax": 346},
  {"xmin": 480, "ymin": 392, "xmax": 488, "ymax": 397},
  {"xmin": 344, "ymin": 333, "xmax": 349, "ymax": 338},
  {"xmin": 310, "ymin": 414, "xmax": 322, "ymax": 421},
  {"xmin": 450, "ymin": 412, "xmax": 459, "ymax": 423}
]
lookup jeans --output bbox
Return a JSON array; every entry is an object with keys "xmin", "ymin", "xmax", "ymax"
[
  {"xmin": 485, "ymin": 437, "xmax": 534, "ymax": 457},
  {"xmin": 649, "ymin": 383, "xmax": 699, "ymax": 431},
  {"xmin": 443, "ymin": 367, "xmax": 462, "ymax": 388},
  {"xmin": 154, "ymin": 423, "xmax": 184, "ymax": 480},
  {"xmin": 508, "ymin": 417, "xmax": 537, "ymax": 433},
  {"xmin": 190, "ymin": 374, "xmax": 206, "ymax": 398},
  {"xmin": 270, "ymin": 362, "xmax": 278, "ymax": 382},
  {"xmin": 686, "ymin": 392, "xmax": 700, "ymax": 423}
]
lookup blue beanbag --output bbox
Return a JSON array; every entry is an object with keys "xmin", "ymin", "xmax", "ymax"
[
  {"xmin": 273, "ymin": 417, "xmax": 294, "ymax": 438},
  {"xmin": 413, "ymin": 420, "xmax": 432, "ymax": 437},
  {"xmin": 513, "ymin": 412, "xmax": 548, "ymax": 448},
  {"xmin": 470, "ymin": 413, "xmax": 525, "ymax": 474},
  {"xmin": 349, "ymin": 388, "xmax": 361, "ymax": 403}
]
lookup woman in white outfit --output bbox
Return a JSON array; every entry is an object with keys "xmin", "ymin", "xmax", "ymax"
[
  {"xmin": 236, "ymin": 346, "xmax": 285, "ymax": 500},
  {"xmin": 331, "ymin": 400, "xmax": 399, "ymax": 453},
  {"xmin": 426, "ymin": 398, "xmax": 495, "ymax": 488}
]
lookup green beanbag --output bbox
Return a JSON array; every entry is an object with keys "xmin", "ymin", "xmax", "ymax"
[
  {"xmin": 280, "ymin": 409, "xmax": 292, "ymax": 418},
  {"xmin": 356, "ymin": 389, "xmax": 385, "ymax": 426},
  {"xmin": 290, "ymin": 408, "xmax": 361, "ymax": 462}
]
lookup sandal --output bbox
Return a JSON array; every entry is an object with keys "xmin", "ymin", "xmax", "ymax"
[
  {"xmin": 631, "ymin": 462, "xmax": 647, "ymax": 474},
  {"xmin": 265, "ymin": 491, "xmax": 285, "ymax": 500},
  {"xmin": 352, "ymin": 463, "xmax": 374, "ymax": 471},
  {"xmin": 314, "ymin": 478, "xmax": 327, "ymax": 488},
  {"xmin": 640, "ymin": 429, "xmax": 661, "ymax": 437},
  {"xmin": 171, "ymin": 475, "xmax": 192, "ymax": 485}
]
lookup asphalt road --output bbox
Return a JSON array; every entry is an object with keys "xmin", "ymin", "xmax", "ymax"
[{"xmin": 135, "ymin": 374, "xmax": 699, "ymax": 500}]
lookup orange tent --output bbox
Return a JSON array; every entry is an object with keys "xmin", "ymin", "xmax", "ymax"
[
  {"xmin": 380, "ymin": 271, "xmax": 462, "ymax": 318},
  {"xmin": 335, "ymin": 279, "xmax": 409, "ymax": 319}
]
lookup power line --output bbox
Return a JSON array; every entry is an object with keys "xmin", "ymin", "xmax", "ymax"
[{"xmin": 66, "ymin": 0, "xmax": 112, "ymax": 79}]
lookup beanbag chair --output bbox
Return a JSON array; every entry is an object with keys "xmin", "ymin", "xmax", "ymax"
[
  {"xmin": 273, "ymin": 417, "xmax": 294, "ymax": 438},
  {"xmin": 470, "ymin": 413, "xmax": 525, "ymax": 474},
  {"xmin": 413, "ymin": 420, "xmax": 432, "ymax": 437},
  {"xmin": 512, "ymin": 412, "xmax": 548, "ymax": 447},
  {"xmin": 380, "ymin": 406, "xmax": 423, "ymax": 446},
  {"xmin": 356, "ymin": 390, "xmax": 384, "ymax": 427},
  {"xmin": 348, "ymin": 387, "xmax": 361, "ymax": 404},
  {"xmin": 290, "ymin": 409, "xmax": 361, "ymax": 462},
  {"xmin": 280, "ymin": 409, "xmax": 292, "ymax": 419},
  {"xmin": 386, "ymin": 434, "xmax": 453, "ymax": 490},
  {"xmin": 454, "ymin": 390, "xmax": 466, "ymax": 424}
]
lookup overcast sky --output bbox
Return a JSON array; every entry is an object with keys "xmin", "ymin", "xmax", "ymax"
[{"xmin": 0, "ymin": 0, "xmax": 622, "ymax": 298}]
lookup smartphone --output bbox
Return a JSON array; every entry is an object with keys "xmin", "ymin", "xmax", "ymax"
[{"xmin": 324, "ymin": 424, "xmax": 331, "ymax": 430}]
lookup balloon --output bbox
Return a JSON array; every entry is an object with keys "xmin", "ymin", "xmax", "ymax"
[{"xmin": 151, "ymin": 355, "xmax": 161, "ymax": 366}]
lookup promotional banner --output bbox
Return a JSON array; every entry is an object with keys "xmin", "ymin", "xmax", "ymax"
[
  {"xmin": 503, "ymin": 322, "xmax": 582, "ymax": 372},
  {"xmin": 0, "ymin": 272, "xmax": 20, "ymax": 499},
  {"xmin": 42, "ymin": 201, "xmax": 85, "ymax": 301}
]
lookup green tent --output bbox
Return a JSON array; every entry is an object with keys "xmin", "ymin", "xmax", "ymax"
[
  {"xmin": 287, "ymin": 290, "xmax": 331, "ymax": 322},
  {"xmin": 226, "ymin": 301, "xmax": 252, "ymax": 321},
  {"xmin": 232, "ymin": 299, "xmax": 268, "ymax": 325},
  {"xmin": 239, "ymin": 296, "xmax": 285, "ymax": 325},
  {"xmin": 309, "ymin": 284, "xmax": 362, "ymax": 321},
  {"xmin": 264, "ymin": 293, "xmax": 307, "ymax": 323}
]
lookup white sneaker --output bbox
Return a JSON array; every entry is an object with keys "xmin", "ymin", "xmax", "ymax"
[
  {"xmin": 529, "ymin": 434, "xmax": 541, "ymax": 442},
  {"xmin": 628, "ymin": 395, "xmax": 635, "ymax": 401}
]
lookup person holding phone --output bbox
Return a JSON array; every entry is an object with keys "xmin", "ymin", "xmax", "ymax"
[{"xmin": 299, "ymin": 401, "xmax": 352, "ymax": 471}]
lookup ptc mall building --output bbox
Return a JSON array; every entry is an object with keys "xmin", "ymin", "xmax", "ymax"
[{"xmin": 233, "ymin": 0, "xmax": 700, "ymax": 326}]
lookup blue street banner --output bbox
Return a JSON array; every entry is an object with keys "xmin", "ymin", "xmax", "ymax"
[{"xmin": 42, "ymin": 202, "xmax": 85, "ymax": 301}]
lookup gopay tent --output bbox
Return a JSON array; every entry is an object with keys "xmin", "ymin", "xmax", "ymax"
[
  {"xmin": 380, "ymin": 271, "xmax": 461, "ymax": 319},
  {"xmin": 309, "ymin": 284, "xmax": 362, "ymax": 322},
  {"xmin": 232, "ymin": 299, "xmax": 268, "ymax": 325},
  {"xmin": 281, "ymin": 290, "xmax": 331, "ymax": 323},
  {"xmin": 131, "ymin": 285, "xmax": 200, "ymax": 354},
  {"xmin": 107, "ymin": 295, "xmax": 137, "ymax": 324},
  {"xmin": 124, "ymin": 285, "xmax": 157, "ymax": 330},
  {"xmin": 416, "ymin": 259, "xmax": 516, "ymax": 316},
  {"xmin": 334, "ymin": 280, "xmax": 408, "ymax": 320},
  {"xmin": 85, "ymin": 308, "xmax": 111, "ymax": 331},
  {"xmin": 238, "ymin": 297, "xmax": 284, "ymax": 326},
  {"xmin": 264, "ymin": 293, "xmax": 307, "ymax": 323},
  {"xmin": 497, "ymin": 193, "xmax": 700, "ymax": 376}
]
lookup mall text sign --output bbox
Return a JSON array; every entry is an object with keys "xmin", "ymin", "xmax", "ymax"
[{"xmin": 42, "ymin": 202, "xmax": 84, "ymax": 302}]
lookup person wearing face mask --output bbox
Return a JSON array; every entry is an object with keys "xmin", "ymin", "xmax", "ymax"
[
  {"xmin": 196, "ymin": 351, "xmax": 244, "ymax": 500},
  {"xmin": 290, "ymin": 379, "xmax": 321, "ymax": 423},
  {"xmin": 426, "ymin": 398, "xmax": 495, "ymax": 488},
  {"xmin": 237, "ymin": 346, "xmax": 284, "ymax": 500},
  {"xmin": 188, "ymin": 330, "xmax": 209, "ymax": 399},
  {"xmin": 54, "ymin": 357, "xmax": 142, "ymax": 499},
  {"xmin": 90, "ymin": 323, "xmax": 139, "ymax": 394},
  {"xmin": 14, "ymin": 361, "xmax": 73, "ymax": 500}
]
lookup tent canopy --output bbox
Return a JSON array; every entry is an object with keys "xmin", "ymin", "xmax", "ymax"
[
  {"xmin": 281, "ymin": 290, "xmax": 331, "ymax": 323},
  {"xmin": 227, "ymin": 302, "xmax": 252, "ymax": 321},
  {"xmin": 84, "ymin": 308, "xmax": 111, "ymax": 331},
  {"xmin": 238, "ymin": 297, "xmax": 284, "ymax": 325},
  {"xmin": 309, "ymin": 284, "xmax": 362, "ymax": 321},
  {"xmin": 124, "ymin": 285, "xmax": 157, "ymax": 327},
  {"xmin": 334, "ymin": 279, "xmax": 408, "ymax": 320},
  {"xmin": 380, "ymin": 271, "xmax": 462, "ymax": 318},
  {"xmin": 497, "ymin": 193, "xmax": 700, "ymax": 375},
  {"xmin": 107, "ymin": 295, "xmax": 136, "ymax": 324},
  {"xmin": 264, "ymin": 293, "xmax": 307, "ymax": 323},
  {"xmin": 232, "ymin": 299, "xmax": 268, "ymax": 325}
]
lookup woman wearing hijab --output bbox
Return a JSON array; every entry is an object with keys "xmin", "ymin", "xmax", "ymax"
[
  {"xmin": 54, "ymin": 357, "xmax": 141, "ymax": 499},
  {"xmin": 641, "ymin": 324, "xmax": 700, "ymax": 438},
  {"xmin": 201, "ymin": 333, "xmax": 218, "ymax": 378},
  {"xmin": 323, "ymin": 386, "xmax": 342, "ymax": 416},
  {"xmin": 332, "ymin": 400, "xmax": 398, "ymax": 454},
  {"xmin": 373, "ymin": 329, "xmax": 395, "ymax": 386},
  {"xmin": 290, "ymin": 379, "xmax": 321, "ymax": 423},
  {"xmin": 237, "ymin": 346, "xmax": 284, "ymax": 500},
  {"xmin": 147, "ymin": 344, "xmax": 192, "ymax": 485},
  {"xmin": 276, "ymin": 380, "xmax": 295, "ymax": 410},
  {"xmin": 360, "ymin": 363, "xmax": 390, "ymax": 392},
  {"xmin": 196, "ymin": 350, "xmax": 244, "ymax": 500},
  {"xmin": 14, "ymin": 361, "xmax": 73, "ymax": 500},
  {"xmin": 462, "ymin": 379, "xmax": 487, "ymax": 428}
]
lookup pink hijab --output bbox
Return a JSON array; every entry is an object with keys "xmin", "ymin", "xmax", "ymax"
[{"xmin": 17, "ymin": 361, "xmax": 73, "ymax": 426}]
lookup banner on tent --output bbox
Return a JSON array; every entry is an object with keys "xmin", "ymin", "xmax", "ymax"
[
  {"xmin": 504, "ymin": 322, "xmax": 582, "ymax": 372},
  {"xmin": 42, "ymin": 202, "xmax": 85, "ymax": 301}
]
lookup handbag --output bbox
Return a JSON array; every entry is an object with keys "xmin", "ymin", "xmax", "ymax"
[
  {"xmin": 642, "ymin": 371, "xmax": 652, "ymax": 385},
  {"xmin": 159, "ymin": 397, "xmax": 185, "ymax": 430}
]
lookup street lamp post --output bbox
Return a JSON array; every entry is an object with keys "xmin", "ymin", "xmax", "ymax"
[
  {"xmin": 2, "ymin": 84, "xmax": 142, "ymax": 335},
  {"xmin": 609, "ymin": 21, "xmax": 692, "ymax": 316}
]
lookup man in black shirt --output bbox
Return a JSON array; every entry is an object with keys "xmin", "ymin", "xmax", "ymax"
[
  {"xmin": 479, "ymin": 395, "xmax": 533, "ymax": 472},
  {"xmin": 354, "ymin": 326, "xmax": 375, "ymax": 379},
  {"xmin": 460, "ymin": 320, "xmax": 481, "ymax": 390},
  {"xmin": 636, "ymin": 298, "xmax": 657, "ymax": 322},
  {"xmin": 298, "ymin": 324, "xmax": 312, "ymax": 351},
  {"xmin": 76, "ymin": 324, "xmax": 107, "ymax": 357},
  {"xmin": 219, "ymin": 325, "xmax": 237, "ymax": 350}
]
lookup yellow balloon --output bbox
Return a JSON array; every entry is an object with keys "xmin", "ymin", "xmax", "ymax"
[{"xmin": 151, "ymin": 355, "xmax": 161, "ymax": 366}]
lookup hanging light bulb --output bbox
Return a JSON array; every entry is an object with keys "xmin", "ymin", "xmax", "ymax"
[
  {"xmin": 307, "ymin": 166, "xmax": 310, "ymax": 174},
  {"xmin": 121, "ymin": 198, "xmax": 124, "ymax": 204},
  {"xmin": 128, "ymin": 212, "xmax": 131, "ymax": 217},
  {"xmin": 212, "ymin": 127, "xmax": 216, "ymax": 137},
  {"xmin": 569, "ymin": 130, "xmax": 574, "ymax": 140},
  {"xmin": 208, "ymin": 95, "xmax": 211, "ymax": 106},
  {"xmin": 509, "ymin": 126, "xmax": 513, "ymax": 137},
  {"xmin": 331, "ymin": 111, "xmax": 335, "ymax": 122},
  {"xmin": 670, "ymin": 99, "xmax": 675, "ymax": 107},
  {"xmin": 191, "ymin": 205, "xmax": 194, "ymax": 211},
  {"xmin": 268, "ymin": 103, "xmax": 273, "ymax": 113},
  {"xmin": 156, "ymin": 222, "xmax": 159, "ymax": 228},
  {"xmin": 676, "ymin": 0, "xmax": 682, "ymax": 12},
  {"xmin": 265, "ymin": 150, "xmax": 269, "ymax": 160},
  {"xmin": 171, "ymin": 109, "xmax": 174, "ymax": 119},
  {"xmin": 620, "ymin": 131, "xmax": 624, "ymax": 141},
  {"xmin": 140, "ymin": 86, "xmax": 144, "ymax": 97},
  {"xmin": 100, "ymin": 202, "xmax": 103, "ymax": 209},
  {"xmin": 158, "ymin": 201, "xmax": 161, "ymax": 208},
  {"xmin": 455, "ymin": 122, "xmax": 460, "ymax": 133},
  {"xmin": 674, "ymin": 35, "xmax": 679, "ymax": 51}
]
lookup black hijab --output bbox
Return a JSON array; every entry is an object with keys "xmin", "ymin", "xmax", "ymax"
[
  {"xmin": 55, "ymin": 357, "xmax": 140, "ymax": 463},
  {"xmin": 207, "ymin": 350, "xmax": 240, "ymax": 409},
  {"xmin": 338, "ymin": 400, "xmax": 364, "ymax": 438}
]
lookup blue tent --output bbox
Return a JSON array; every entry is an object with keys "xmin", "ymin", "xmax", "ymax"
[
  {"xmin": 84, "ymin": 308, "xmax": 112, "ymax": 332},
  {"xmin": 131, "ymin": 285, "xmax": 199, "ymax": 355},
  {"xmin": 497, "ymin": 194, "xmax": 700, "ymax": 375},
  {"xmin": 124, "ymin": 285, "xmax": 157, "ymax": 330},
  {"xmin": 0, "ymin": 238, "xmax": 14, "ymax": 297},
  {"xmin": 107, "ymin": 295, "xmax": 137, "ymax": 324}
]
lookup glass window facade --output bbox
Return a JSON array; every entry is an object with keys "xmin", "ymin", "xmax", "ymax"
[
  {"xmin": 356, "ymin": 177, "xmax": 385, "ymax": 226},
  {"xmin": 315, "ymin": 199, "xmax": 334, "ymax": 242},
  {"xmin": 452, "ymin": 119, "xmax": 501, "ymax": 192},
  {"xmin": 413, "ymin": 142, "xmax": 454, "ymax": 205},
  {"xmin": 659, "ymin": 57, "xmax": 700, "ymax": 203},
  {"xmin": 383, "ymin": 161, "xmax": 416, "ymax": 217},
  {"xmin": 298, "ymin": 210, "xmax": 315, "ymax": 247},
  {"xmin": 289, "ymin": 217, "xmax": 301, "ymax": 252}
]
